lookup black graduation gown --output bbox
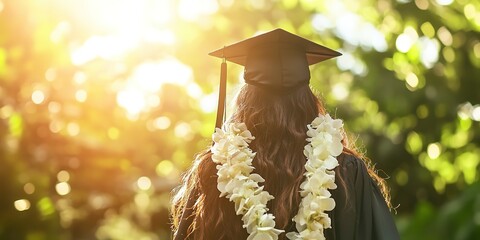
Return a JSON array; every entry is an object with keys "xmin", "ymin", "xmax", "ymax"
[
  {"xmin": 174, "ymin": 153, "xmax": 400, "ymax": 240},
  {"xmin": 324, "ymin": 154, "xmax": 400, "ymax": 240}
]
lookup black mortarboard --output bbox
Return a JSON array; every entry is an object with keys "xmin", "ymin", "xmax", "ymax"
[{"xmin": 208, "ymin": 28, "xmax": 341, "ymax": 129}]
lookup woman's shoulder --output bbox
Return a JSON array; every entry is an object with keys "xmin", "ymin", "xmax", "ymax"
[
  {"xmin": 335, "ymin": 151, "xmax": 374, "ymax": 185},
  {"xmin": 337, "ymin": 152, "xmax": 365, "ymax": 170}
]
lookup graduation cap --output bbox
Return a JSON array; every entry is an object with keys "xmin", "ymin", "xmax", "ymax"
[{"xmin": 209, "ymin": 28, "xmax": 341, "ymax": 129}]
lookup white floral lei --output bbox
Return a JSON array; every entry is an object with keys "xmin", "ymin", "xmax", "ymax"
[{"xmin": 211, "ymin": 114, "xmax": 344, "ymax": 240}]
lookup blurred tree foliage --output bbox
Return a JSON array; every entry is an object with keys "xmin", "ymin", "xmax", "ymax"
[{"xmin": 0, "ymin": 0, "xmax": 479, "ymax": 239}]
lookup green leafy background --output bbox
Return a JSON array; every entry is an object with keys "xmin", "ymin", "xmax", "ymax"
[{"xmin": 0, "ymin": 0, "xmax": 479, "ymax": 239}]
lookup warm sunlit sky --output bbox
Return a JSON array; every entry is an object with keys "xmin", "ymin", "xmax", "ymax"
[{"xmin": 15, "ymin": 0, "xmax": 478, "ymax": 125}]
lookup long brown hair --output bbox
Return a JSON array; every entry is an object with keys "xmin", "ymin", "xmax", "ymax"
[{"xmin": 171, "ymin": 84, "xmax": 391, "ymax": 239}]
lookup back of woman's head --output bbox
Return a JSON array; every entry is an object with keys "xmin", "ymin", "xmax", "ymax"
[
  {"xmin": 232, "ymin": 84, "xmax": 324, "ymax": 141},
  {"xmin": 182, "ymin": 84, "xmax": 325, "ymax": 239}
]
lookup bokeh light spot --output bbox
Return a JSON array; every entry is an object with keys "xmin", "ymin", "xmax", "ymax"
[
  {"xmin": 45, "ymin": 68, "xmax": 57, "ymax": 81},
  {"xmin": 437, "ymin": 26, "xmax": 452, "ymax": 46},
  {"xmin": 174, "ymin": 122, "xmax": 192, "ymax": 138},
  {"xmin": 107, "ymin": 127, "xmax": 120, "ymax": 140},
  {"xmin": 32, "ymin": 90, "xmax": 46, "ymax": 104},
  {"xmin": 0, "ymin": 105, "xmax": 13, "ymax": 119},
  {"xmin": 75, "ymin": 90, "xmax": 88, "ymax": 102},
  {"xmin": 24, "ymin": 183, "xmax": 35, "ymax": 195},
  {"xmin": 442, "ymin": 47, "xmax": 455, "ymax": 62},
  {"xmin": 427, "ymin": 143, "xmax": 442, "ymax": 159},
  {"xmin": 419, "ymin": 37, "xmax": 440, "ymax": 68},
  {"xmin": 332, "ymin": 83, "xmax": 349, "ymax": 100},
  {"xmin": 406, "ymin": 131, "xmax": 423, "ymax": 154},
  {"xmin": 137, "ymin": 176, "xmax": 152, "ymax": 191},
  {"xmin": 474, "ymin": 42, "xmax": 480, "ymax": 59},
  {"xmin": 472, "ymin": 106, "xmax": 480, "ymax": 121},
  {"xmin": 153, "ymin": 116, "xmax": 171, "ymax": 130},
  {"xmin": 200, "ymin": 93, "xmax": 218, "ymax": 113},
  {"xmin": 57, "ymin": 170, "xmax": 70, "ymax": 182},
  {"xmin": 156, "ymin": 160, "xmax": 174, "ymax": 176},
  {"xmin": 56, "ymin": 182, "xmax": 71, "ymax": 196},
  {"xmin": 416, "ymin": 105, "xmax": 429, "ymax": 119},
  {"xmin": 435, "ymin": 0, "xmax": 453, "ymax": 5},
  {"xmin": 464, "ymin": 4, "xmax": 475, "ymax": 20},
  {"xmin": 420, "ymin": 22, "xmax": 435, "ymax": 38},
  {"xmin": 14, "ymin": 199, "xmax": 31, "ymax": 211},
  {"xmin": 49, "ymin": 120, "xmax": 64, "ymax": 133},
  {"xmin": 73, "ymin": 72, "xmax": 87, "ymax": 85},
  {"xmin": 395, "ymin": 170, "xmax": 409, "ymax": 186},
  {"xmin": 37, "ymin": 197, "xmax": 55, "ymax": 216},
  {"xmin": 67, "ymin": 122, "xmax": 80, "ymax": 136},
  {"xmin": 415, "ymin": 0, "xmax": 429, "ymax": 10},
  {"xmin": 134, "ymin": 192, "xmax": 150, "ymax": 208},
  {"xmin": 406, "ymin": 72, "xmax": 419, "ymax": 89},
  {"xmin": 396, "ymin": 27, "xmax": 418, "ymax": 53},
  {"xmin": 48, "ymin": 101, "xmax": 62, "ymax": 113}
]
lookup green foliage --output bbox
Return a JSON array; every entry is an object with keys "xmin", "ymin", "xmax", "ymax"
[{"xmin": 0, "ymin": 0, "xmax": 479, "ymax": 239}]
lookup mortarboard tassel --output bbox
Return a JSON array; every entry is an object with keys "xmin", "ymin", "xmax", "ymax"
[{"xmin": 215, "ymin": 58, "xmax": 227, "ymax": 129}]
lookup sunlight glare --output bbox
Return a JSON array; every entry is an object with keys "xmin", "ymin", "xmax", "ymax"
[
  {"xmin": 71, "ymin": 35, "xmax": 137, "ymax": 65},
  {"xmin": 145, "ymin": 29, "xmax": 176, "ymax": 45},
  {"xmin": 50, "ymin": 21, "xmax": 71, "ymax": 44},
  {"xmin": 116, "ymin": 59, "xmax": 192, "ymax": 115},
  {"xmin": 116, "ymin": 88, "xmax": 146, "ymax": 116},
  {"xmin": 178, "ymin": 0, "xmax": 219, "ymax": 21},
  {"xmin": 187, "ymin": 83, "xmax": 203, "ymax": 99},
  {"xmin": 200, "ymin": 93, "xmax": 218, "ymax": 113},
  {"xmin": 130, "ymin": 59, "xmax": 193, "ymax": 92}
]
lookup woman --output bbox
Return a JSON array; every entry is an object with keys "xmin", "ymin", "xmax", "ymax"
[{"xmin": 171, "ymin": 29, "xmax": 400, "ymax": 240}]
